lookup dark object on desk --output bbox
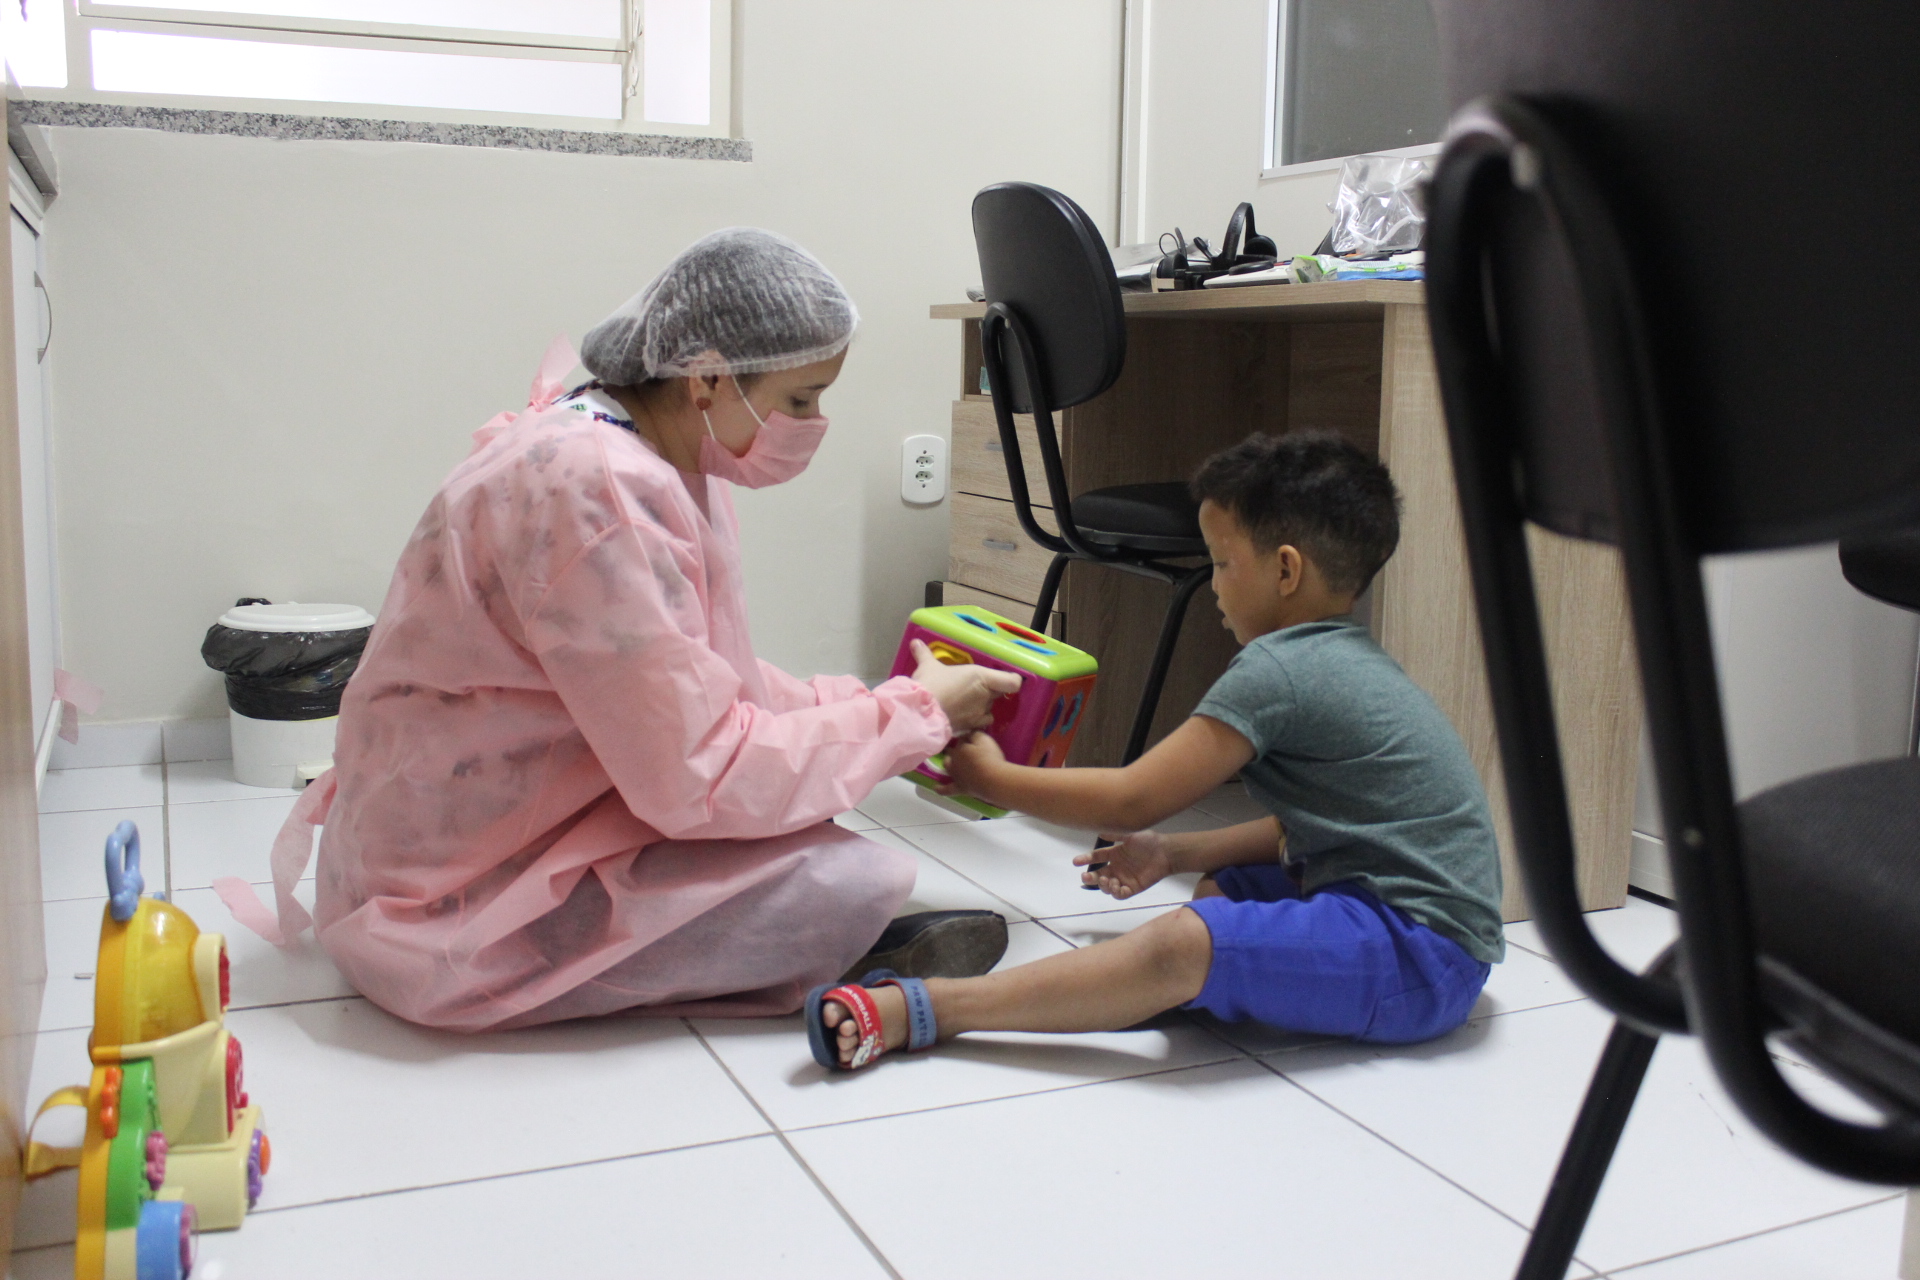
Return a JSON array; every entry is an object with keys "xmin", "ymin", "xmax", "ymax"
[
  {"xmin": 1152, "ymin": 203, "xmax": 1278, "ymax": 291},
  {"xmin": 1425, "ymin": 1, "xmax": 1920, "ymax": 1274},
  {"xmin": 972, "ymin": 181, "xmax": 1215, "ymax": 764}
]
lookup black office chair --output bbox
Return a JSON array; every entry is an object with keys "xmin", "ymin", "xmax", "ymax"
[
  {"xmin": 1421, "ymin": 2, "xmax": 1920, "ymax": 1276},
  {"xmin": 1839, "ymin": 530, "xmax": 1920, "ymax": 756},
  {"xmin": 971, "ymin": 182, "xmax": 1214, "ymax": 763}
]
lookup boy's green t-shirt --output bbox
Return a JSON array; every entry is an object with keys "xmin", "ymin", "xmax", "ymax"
[{"xmin": 1194, "ymin": 615, "xmax": 1506, "ymax": 963}]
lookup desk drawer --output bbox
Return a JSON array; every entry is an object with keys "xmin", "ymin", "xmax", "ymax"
[
  {"xmin": 952, "ymin": 400, "xmax": 1049, "ymax": 504},
  {"xmin": 949, "ymin": 493, "xmax": 1059, "ymax": 604}
]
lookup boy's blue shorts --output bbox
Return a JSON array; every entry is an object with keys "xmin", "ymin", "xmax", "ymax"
[{"xmin": 1183, "ymin": 863, "xmax": 1492, "ymax": 1044}]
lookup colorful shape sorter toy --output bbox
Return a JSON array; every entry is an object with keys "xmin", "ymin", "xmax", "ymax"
[
  {"xmin": 24, "ymin": 821, "xmax": 270, "ymax": 1280},
  {"xmin": 887, "ymin": 605, "xmax": 1099, "ymax": 816}
]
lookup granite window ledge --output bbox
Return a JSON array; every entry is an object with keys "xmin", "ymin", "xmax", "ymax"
[{"xmin": 11, "ymin": 101, "xmax": 751, "ymax": 161}]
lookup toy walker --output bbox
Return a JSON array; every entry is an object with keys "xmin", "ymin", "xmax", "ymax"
[
  {"xmin": 888, "ymin": 605, "xmax": 1099, "ymax": 816},
  {"xmin": 25, "ymin": 822, "xmax": 270, "ymax": 1280}
]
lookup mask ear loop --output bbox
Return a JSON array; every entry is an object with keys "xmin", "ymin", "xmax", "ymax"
[{"xmin": 730, "ymin": 373, "xmax": 770, "ymax": 430}]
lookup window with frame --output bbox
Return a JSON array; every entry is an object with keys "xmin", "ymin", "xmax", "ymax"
[
  {"xmin": 2, "ymin": 0, "xmax": 729, "ymax": 134},
  {"xmin": 1265, "ymin": 0, "xmax": 1443, "ymax": 173}
]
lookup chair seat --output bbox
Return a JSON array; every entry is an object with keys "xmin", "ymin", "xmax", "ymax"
[
  {"xmin": 1838, "ymin": 529, "xmax": 1920, "ymax": 612},
  {"xmin": 1071, "ymin": 482, "xmax": 1208, "ymax": 555},
  {"xmin": 1742, "ymin": 756, "xmax": 1920, "ymax": 1106}
]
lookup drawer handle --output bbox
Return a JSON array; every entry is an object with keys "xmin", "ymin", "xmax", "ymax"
[
  {"xmin": 985, "ymin": 440, "xmax": 1005, "ymax": 453},
  {"xmin": 981, "ymin": 538, "xmax": 1019, "ymax": 552}
]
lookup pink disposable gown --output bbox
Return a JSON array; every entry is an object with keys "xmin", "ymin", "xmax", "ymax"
[{"xmin": 220, "ymin": 342, "xmax": 949, "ymax": 1031}]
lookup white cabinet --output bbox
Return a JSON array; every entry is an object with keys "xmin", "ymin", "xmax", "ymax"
[{"xmin": 11, "ymin": 194, "xmax": 58, "ymax": 753}]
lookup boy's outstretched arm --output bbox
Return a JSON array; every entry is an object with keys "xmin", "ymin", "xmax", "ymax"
[{"xmin": 944, "ymin": 713, "xmax": 1254, "ymax": 832}]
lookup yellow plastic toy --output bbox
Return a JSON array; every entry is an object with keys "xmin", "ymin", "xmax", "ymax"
[{"xmin": 25, "ymin": 821, "xmax": 270, "ymax": 1280}]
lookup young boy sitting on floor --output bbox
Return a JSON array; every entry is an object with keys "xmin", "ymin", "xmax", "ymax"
[{"xmin": 812, "ymin": 431, "xmax": 1504, "ymax": 1070}]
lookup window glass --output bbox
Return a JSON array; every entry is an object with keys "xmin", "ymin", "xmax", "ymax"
[
  {"xmin": 1275, "ymin": 0, "xmax": 1443, "ymax": 166},
  {"xmin": 641, "ymin": 0, "xmax": 709, "ymax": 125},
  {"xmin": 96, "ymin": 1, "xmax": 622, "ymax": 40},
  {"xmin": 4, "ymin": 0, "xmax": 70, "ymax": 88},
  {"xmin": 90, "ymin": 28, "xmax": 625, "ymax": 118}
]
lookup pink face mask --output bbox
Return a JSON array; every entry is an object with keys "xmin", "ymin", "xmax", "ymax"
[{"xmin": 699, "ymin": 376, "xmax": 829, "ymax": 488}]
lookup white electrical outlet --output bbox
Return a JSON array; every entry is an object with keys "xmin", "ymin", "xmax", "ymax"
[{"xmin": 901, "ymin": 433, "xmax": 946, "ymax": 504}]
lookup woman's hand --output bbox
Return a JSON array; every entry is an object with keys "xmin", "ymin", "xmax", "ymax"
[
  {"xmin": 1074, "ymin": 830, "xmax": 1178, "ymax": 900},
  {"xmin": 910, "ymin": 639, "xmax": 1022, "ymax": 733}
]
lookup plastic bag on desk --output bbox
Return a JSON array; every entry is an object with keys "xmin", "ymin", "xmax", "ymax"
[{"xmin": 1328, "ymin": 155, "xmax": 1430, "ymax": 255}]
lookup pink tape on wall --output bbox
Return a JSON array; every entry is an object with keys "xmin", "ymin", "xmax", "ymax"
[{"xmin": 52, "ymin": 669, "xmax": 104, "ymax": 744}]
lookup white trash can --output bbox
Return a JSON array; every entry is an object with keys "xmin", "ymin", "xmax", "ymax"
[{"xmin": 201, "ymin": 601, "xmax": 375, "ymax": 790}]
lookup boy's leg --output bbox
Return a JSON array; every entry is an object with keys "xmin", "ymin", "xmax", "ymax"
[{"xmin": 822, "ymin": 905, "xmax": 1212, "ymax": 1065}]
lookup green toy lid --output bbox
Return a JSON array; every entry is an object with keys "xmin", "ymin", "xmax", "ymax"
[{"xmin": 910, "ymin": 606, "xmax": 1097, "ymax": 681}]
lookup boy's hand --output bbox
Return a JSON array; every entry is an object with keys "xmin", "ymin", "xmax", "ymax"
[
  {"xmin": 942, "ymin": 730, "xmax": 1007, "ymax": 798},
  {"xmin": 910, "ymin": 639, "xmax": 1022, "ymax": 733},
  {"xmin": 1075, "ymin": 830, "xmax": 1177, "ymax": 899}
]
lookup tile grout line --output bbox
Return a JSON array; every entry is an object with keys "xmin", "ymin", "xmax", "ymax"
[
  {"xmin": 1248, "ymin": 1053, "xmax": 1561, "ymax": 1251},
  {"xmin": 160, "ymin": 756, "xmax": 175, "ymax": 899},
  {"xmin": 1599, "ymin": 1191, "xmax": 1907, "ymax": 1276},
  {"xmin": 779, "ymin": 1050, "xmax": 1248, "ymax": 1138},
  {"xmin": 684, "ymin": 1019, "xmax": 905, "ymax": 1280},
  {"xmin": 8, "ymin": 1129, "xmax": 784, "ymax": 1242}
]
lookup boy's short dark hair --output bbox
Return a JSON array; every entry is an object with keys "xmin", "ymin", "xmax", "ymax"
[{"xmin": 1190, "ymin": 431, "xmax": 1401, "ymax": 595}]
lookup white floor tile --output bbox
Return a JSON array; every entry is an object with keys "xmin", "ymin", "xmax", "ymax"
[
  {"xmin": 38, "ymin": 805, "xmax": 163, "ymax": 903},
  {"xmin": 1609, "ymin": 1196, "xmax": 1906, "ymax": 1278},
  {"xmin": 37, "ymin": 764, "xmax": 165, "ymax": 814},
  {"xmin": 831, "ymin": 809, "xmax": 880, "ymax": 832},
  {"xmin": 10, "ymin": 1135, "xmax": 892, "ymax": 1280},
  {"xmin": 217, "ymin": 999, "xmax": 764, "ymax": 1211},
  {"xmin": 1478, "ymin": 943, "xmax": 1587, "ymax": 1016},
  {"xmin": 1036, "ymin": 900, "xmax": 1187, "ymax": 944},
  {"xmin": 694, "ymin": 921, "xmax": 1238, "ymax": 1132},
  {"xmin": 1269, "ymin": 999, "xmax": 1887, "ymax": 1273},
  {"xmin": 863, "ymin": 828, "xmax": 1030, "ymax": 922},
  {"xmin": 899, "ymin": 815, "xmax": 1201, "ymax": 920},
  {"xmin": 790, "ymin": 1059, "xmax": 1533, "ymax": 1279},
  {"xmin": 167, "ymin": 794, "xmax": 301, "ymax": 889},
  {"xmin": 169, "ymin": 883, "xmax": 357, "ymax": 1010},
  {"xmin": 1505, "ymin": 896, "xmax": 1679, "ymax": 975},
  {"xmin": 1193, "ymin": 782, "xmax": 1270, "ymax": 824},
  {"xmin": 166, "ymin": 757, "xmax": 301, "ymax": 804},
  {"xmin": 851, "ymin": 774, "xmax": 974, "ymax": 828},
  {"xmin": 1150, "ymin": 805, "xmax": 1240, "ymax": 834},
  {"xmin": 39, "ymin": 897, "xmax": 107, "ymax": 1032}
]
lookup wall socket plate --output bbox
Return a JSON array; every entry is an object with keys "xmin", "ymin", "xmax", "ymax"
[{"xmin": 901, "ymin": 433, "xmax": 946, "ymax": 504}]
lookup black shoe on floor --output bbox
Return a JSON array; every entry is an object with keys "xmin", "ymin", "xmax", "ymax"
[{"xmin": 843, "ymin": 910, "xmax": 1009, "ymax": 981}]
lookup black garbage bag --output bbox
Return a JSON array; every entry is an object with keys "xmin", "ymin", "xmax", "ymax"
[{"xmin": 201, "ymin": 598, "xmax": 372, "ymax": 721}]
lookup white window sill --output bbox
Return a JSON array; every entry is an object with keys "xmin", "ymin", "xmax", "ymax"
[{"xmin": 12, "ymin": 99, "xmax": 751, "ymax": 161}]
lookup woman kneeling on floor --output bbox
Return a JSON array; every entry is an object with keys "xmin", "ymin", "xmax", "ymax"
[{"xmin": 222, "ymin": 229, "xmax": 1017, "ymax": 1030}]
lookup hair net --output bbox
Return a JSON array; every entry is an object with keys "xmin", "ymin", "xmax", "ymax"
[{"xmin": 580, "ymin": 228, "xmax": 859, "ymax": 384}]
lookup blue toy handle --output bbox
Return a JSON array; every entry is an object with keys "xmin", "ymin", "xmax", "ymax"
[{"xmin": 105, "ymin": 820, "xmax": 145, "ymax": 922}]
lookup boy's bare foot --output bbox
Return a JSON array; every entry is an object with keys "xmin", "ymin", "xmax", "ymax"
[{"xmin": 820, "ymin": 983, "xmax": 910, "ymax": 1066}]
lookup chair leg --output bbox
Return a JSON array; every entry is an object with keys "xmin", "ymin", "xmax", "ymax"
[
  {"xmin": 1121, "ymin": 565, "xmax": 1214, "ymax": 764},
  {"xmin": 1031, "ymin": 553, "xmax": 1070, "ymax": 636},
  {"xmin": 1515, "ymin": 1019, "xmax": 1661, "ymax": 1280}
]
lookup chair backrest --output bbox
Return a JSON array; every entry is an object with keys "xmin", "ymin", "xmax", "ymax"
[
  {"xmin": 970, "ymin": 183, "xmax": 1126, "ymax": 415},
  {"xmin": 1432, "ymin": 0, "xmax": 1920, "ymax": 554}
]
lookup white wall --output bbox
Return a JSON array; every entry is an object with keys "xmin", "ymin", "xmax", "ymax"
[
  {"xmin": 38, "ymin": 0, "xmax": 1123, "ymax": 722},
  {"xmin": 1126, "ymin": 0, "xmax": 1340, "ymax": 261}
]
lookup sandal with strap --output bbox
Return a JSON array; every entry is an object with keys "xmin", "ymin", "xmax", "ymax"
[{"xmin": 804, "ymin": 968, "xmax": 938, "ymax": 1071}]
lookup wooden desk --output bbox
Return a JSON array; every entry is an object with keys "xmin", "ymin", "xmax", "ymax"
[{"xmin": 931, "ymin": 281, "xmax": 1638, "ymax": 920}]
